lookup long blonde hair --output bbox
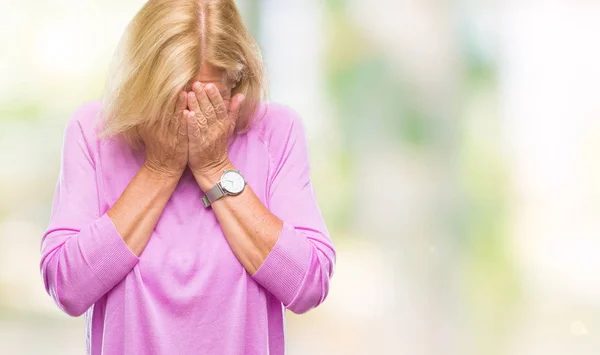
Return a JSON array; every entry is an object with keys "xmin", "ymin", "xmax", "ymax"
[{"xmin": 100, "ymin": 0, "xmax": 266, "ymax": 144}]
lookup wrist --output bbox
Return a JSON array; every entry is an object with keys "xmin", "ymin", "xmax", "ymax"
[
  {"xmin": 192, "ymin": 160, "xmax": 236, "ymax": 191},
  {"xmin": 141, "ymin": 162, "xmax": 183, "ymax": 182}
]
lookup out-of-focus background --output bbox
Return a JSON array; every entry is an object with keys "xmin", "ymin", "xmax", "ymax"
[{"xmin": 1, "ymin": 0, "xmax": 600, "ymax": 354}]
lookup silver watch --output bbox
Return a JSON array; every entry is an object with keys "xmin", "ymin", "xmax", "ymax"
[{"xmin": 201, "ymin": 169, "xmax": 246, "ymax": 207}]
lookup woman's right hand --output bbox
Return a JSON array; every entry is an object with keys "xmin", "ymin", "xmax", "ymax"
[{"xmin": 139, "ymin": 91, "xmax": 189, "ymax": 178}]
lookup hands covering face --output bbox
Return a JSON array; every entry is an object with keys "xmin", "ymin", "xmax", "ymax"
[
  {"xmin": 185, "ymin": 82, "xmax": 245, "ymax": 177},
  {"xmin": 140, "ymin": 82, "xmax": 245, "ymax": 179}
]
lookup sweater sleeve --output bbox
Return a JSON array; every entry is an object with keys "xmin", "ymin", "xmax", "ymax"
[
  {"xmin": 40, "ymin": 110, "xmax": 139, "ymax": 317},
  {"xmin": 251, "ymin": 107, "xmax": 336, "ymax": 314}
]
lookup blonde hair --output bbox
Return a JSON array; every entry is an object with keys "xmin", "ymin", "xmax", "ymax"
[{"xmin": 100, "ymin": 0, "xmax": 266, "ymax": 144}]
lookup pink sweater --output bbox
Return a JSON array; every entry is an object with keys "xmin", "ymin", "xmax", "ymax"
[{"xmin": 40, "ymin": 100, "xmax": 336, "ymax": 355}]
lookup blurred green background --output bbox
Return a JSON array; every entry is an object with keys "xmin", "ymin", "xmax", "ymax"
[{"xmin": 2, "ymin": 1, "xmax": 600, "ymax": 354}]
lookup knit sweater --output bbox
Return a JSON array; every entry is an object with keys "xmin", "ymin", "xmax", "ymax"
[{"xmin": 40, "ymin": 100, "xmax": 336, "ymax": 355}]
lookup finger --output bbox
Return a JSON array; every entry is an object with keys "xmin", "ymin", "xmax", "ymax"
[
  {"xmin": 191, "ymin": 82, "xmax": 210, "ymax": 126},
  {"xmin": 187, "ymin": 110, "xmax": 201, "ymax": 139},
  {"xmin": 179, "ymin": 110, "xmax": 190, "ymax": 136},
  {"xmin": 227, "ymin": 93, "xmax": 245, "ymax": 124},
  {"xmin": 174, "ymin": 111, "xmax": 189, "ymax": 157},
  {"xmin": 175, "ymin": 91, "xmax": 187, "ymax": 116},
  {"xmin": 205, "ymin": 84, "xmax": 228, "ymax": 120},
  {"xmin": 187, "ymin": 89, "xmax": 201, "ymax": 115},
  {"xmin": 195, "ymin": 83, "xmax": 216, "ymax": 124}
]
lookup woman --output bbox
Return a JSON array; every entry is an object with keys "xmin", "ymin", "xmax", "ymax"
[{"xmin": 39, "ymin": 0, "xmax": 336, "ymax": 354}]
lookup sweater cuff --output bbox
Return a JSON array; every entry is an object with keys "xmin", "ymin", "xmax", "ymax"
[
  {"xmin": 78, "ymin": 214, "xmax": 139, "ymax": 288},
  {"xmin": 251, "ymin": 221, "xmax": 312, "ymax": 306}
]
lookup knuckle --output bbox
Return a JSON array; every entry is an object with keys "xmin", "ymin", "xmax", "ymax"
[
  {"xmin": 192, "ymin": 128, "xmax": 201, "ymax": 137},
  {"xmin": 215, "ymin": 104, "xmax": 227, "ymax": 116},
  {"xmin": 203, "ymin": 105, "xmax": 214, "ymax": 116},
  {"xmin": 197, "ymin": 118, "xmax": 207, "ymax": 128}
]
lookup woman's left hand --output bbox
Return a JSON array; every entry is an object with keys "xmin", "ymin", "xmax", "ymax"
[{"xmin": 185, "ymin": 82, "xmax": 245, "ymax": 179}]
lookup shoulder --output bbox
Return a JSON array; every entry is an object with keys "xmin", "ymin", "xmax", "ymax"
[
  {"xmin": 61, "ymin": 99, "xmax": 104, "ymax": 159},
  {"xmin": 253, "ymin": 102, "xmax": 308, "ymax": 154},
  {"xmin": 66, "ymin": 99, "xmax": 104, "ymax": 134}
]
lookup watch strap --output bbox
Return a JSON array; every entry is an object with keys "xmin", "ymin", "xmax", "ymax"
[{"xmin": 201, "ymin": 182, "xmax": 225, "ymax": 207}]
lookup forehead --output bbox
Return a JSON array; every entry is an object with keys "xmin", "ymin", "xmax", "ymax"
[{"xmin": 185, "ymin": 65, "xmax": 226, "ymax": 91}]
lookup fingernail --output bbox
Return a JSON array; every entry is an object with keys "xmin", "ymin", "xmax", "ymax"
[
  {"xmin": 206, "ymin": 84, "xmax": 215, "ymax": 92},
  {"xmin": 193, "ymin": 82, "xmax": 201, "ymax": 90}
]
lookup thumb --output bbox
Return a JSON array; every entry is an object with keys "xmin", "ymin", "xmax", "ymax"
[
  {"xmin": 186, "ymin": 110, "xmax": 202, "ymax": 140},
  {"xmin": 227, "ymin": 94, "xmax": 245, "ymax": 123},
  {"xmin": 179, "ymin": 110, "xmax": 190, "ymax": 137}
]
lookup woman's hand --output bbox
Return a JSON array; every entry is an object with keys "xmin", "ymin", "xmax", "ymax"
[
  {"xmin": 186, "ymin": 82, "xmax": 245, "ymax": 179},
  {"xmin": 139, "ymin": 91, "xmax": 189, "ymax": 178}
]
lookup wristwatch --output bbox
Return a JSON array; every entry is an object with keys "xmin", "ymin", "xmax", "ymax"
[{"xmin": 201, "ymin": 169, "xmax": 246, "ymax": 207}]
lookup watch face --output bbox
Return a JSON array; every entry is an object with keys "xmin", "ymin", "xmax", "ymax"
[{"xmin": 221, "ymin": 170, "xmax": 245, "ymax": 194}]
